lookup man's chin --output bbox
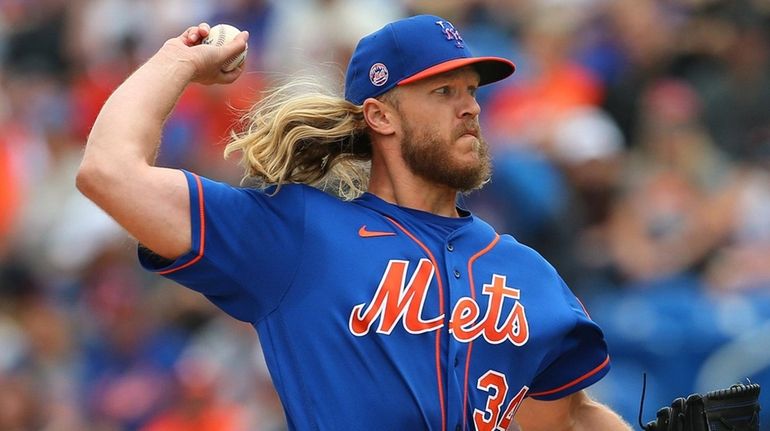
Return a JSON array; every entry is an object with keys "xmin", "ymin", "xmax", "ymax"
[
  {"xmin": 456, "ymin": 134, "xmax": 480, "ymax": 150},
  {"xmin": 452, "ymin": 164, "xmax": 491, "ymax": 192}
]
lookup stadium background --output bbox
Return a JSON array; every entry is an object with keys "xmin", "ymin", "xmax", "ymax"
[{"xmin": 1, "ymin": 0, "xmax": 769, "ymax": 429}]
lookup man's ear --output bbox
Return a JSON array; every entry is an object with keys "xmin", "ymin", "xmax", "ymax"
[{"xmin": 362, "ymin": 97, "xmax": 398, "ymax": 136}]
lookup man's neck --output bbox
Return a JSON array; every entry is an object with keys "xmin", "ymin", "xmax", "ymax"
[{"xmin": 367, "ymin": 160, "xmax": 460, "ymax": 217}]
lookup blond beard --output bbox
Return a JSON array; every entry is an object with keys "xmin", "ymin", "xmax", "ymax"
[{"xmin": 400, "ymin": 119, "xmax": 492, "ymax": 192}]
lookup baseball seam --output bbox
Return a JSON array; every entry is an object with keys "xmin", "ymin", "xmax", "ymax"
[
  {"xmin": 203, "ymin": 26, "xmax": 245, "ymax": 71},
  {"xmin": 216, "ymin": 29, "xmax": 227, "ymax": 46}
]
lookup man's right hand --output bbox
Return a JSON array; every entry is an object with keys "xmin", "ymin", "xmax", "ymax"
[{"xmin": 157, "ymin": 22, "xmax": 249, "ymax": 86}]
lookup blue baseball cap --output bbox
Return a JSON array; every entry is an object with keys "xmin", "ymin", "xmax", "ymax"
[{"xmin": 344, "ymin": 15, "xmax": 515, "ymax": 105}]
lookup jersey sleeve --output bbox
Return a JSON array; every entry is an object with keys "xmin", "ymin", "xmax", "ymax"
[
  {"xmin": 138, "ymin": 170, "xmax": 305, "ymax": 323},
  {"xmin": 527, "ymin": 279, "xmax": 610, "ymax": 400}
]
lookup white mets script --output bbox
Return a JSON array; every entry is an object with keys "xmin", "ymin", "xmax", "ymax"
[{"xmin": 348, "ymin": 259, "xmax": 529, "ymax": 346}]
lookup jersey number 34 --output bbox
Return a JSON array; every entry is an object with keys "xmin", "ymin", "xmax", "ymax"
[{"xmin": 474, "ymin": 370, "xmax": 528, "ymax": 431}]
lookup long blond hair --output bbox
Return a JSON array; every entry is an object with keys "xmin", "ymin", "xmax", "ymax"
[{"xmin": 224, "ymin": 79, "xmax": 372, "ymax": 200}]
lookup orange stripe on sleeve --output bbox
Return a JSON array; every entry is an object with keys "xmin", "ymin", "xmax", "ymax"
[
  {"xmin": 575, "ymin": 297, "xmax": 593, "ymax": 320},
  {"xmin": 159, "ymin": 173, "xmax": 206, "ymax": 275},
  {"xmin": 528, "ymin": 354, "xmax": 611, "ymax": 398}
]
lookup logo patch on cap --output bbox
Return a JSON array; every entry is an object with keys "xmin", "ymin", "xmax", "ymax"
[
  {"xmin": 369, "ymin": 63, "xmax": 389, "ymax": 87},
  {"xmin": 435, "ymin": 20, "xmax": 464, "ymax": 48}
]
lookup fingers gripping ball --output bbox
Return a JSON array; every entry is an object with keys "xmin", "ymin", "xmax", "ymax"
[{"xmin": 202, "ymin": 24, "xmax": 247, "ymax": 72}]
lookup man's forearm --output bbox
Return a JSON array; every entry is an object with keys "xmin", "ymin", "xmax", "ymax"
[
  {"xmin": 82, "ymin": 49, "xmax": 195, "ymax": 172},
  {"xmin": 516, "ymin": 392, "xmax": 633, "ymax": 431},
  {"xmin": 572, "ymin": 399, "xmax": 632, "ymax": 431}
]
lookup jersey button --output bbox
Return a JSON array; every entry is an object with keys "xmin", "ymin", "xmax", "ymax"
[
  {"xmin": 447, "ymin": 243, "xmax": 454, "ymax": 251},
  {"xmin": 453, "ymin": 269, "xmax": 461, "ymax": 278}
]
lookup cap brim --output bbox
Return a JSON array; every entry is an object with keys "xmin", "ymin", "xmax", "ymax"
[{"xmin": 398, "ymin": 56, "xmax": 515, "ymax": 87}]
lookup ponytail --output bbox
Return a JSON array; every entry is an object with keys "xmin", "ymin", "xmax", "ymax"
[{"xmin": 224, "ymin": 79, "xmax": 372, "ymax": 200}]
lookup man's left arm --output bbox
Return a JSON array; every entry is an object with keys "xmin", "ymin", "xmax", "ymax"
[{"xmin": 514, "ymin": 390, "xmax": 632, "ymax": 431}]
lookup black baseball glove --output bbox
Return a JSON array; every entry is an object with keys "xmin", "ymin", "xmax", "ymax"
[{"xmin": 640, "ymin": 382, "xmax": 761, "ymax": 431}]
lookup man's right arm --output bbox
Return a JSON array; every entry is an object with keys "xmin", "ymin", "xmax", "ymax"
[{"xmin": 76, "ymin": 23, "xmax": 249, "ymax": 259}]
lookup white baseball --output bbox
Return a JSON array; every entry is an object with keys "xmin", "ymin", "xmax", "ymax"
[{"xmin": 202, "ymin": 24, "xmax": 247, "ymax": 72}]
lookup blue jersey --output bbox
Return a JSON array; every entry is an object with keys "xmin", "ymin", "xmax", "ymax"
[{"xmin": 139, "ymin": 170, "xmax": 610, "ymax": 431}]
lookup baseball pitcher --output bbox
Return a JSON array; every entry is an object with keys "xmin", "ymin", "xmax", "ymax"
[{"xmin": 77, "ymin": 14, "xmax": 633, "ymax": 431}]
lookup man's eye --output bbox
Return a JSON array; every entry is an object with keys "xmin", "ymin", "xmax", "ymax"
[{"xmin": 435, "ymin": 87, "xmax": 450, "ymax": 95}]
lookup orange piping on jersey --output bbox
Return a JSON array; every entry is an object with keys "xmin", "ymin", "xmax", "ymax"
[
  {"xmin": 462, "ymin": 233, "xmax": 500, "ymax": 430},
  {"xmin": 575, "ymin": 297, "xmax": 593, "ymax": 320},
  {"xmin": 384, "ymin": 216, "xmax": 446, "ymax": 431},
  {"xmin": 159, "ymin": 173, "xmax": 205, "ymax": 275},
  {"xmin": 528, "ymin": 354, "xmax": 611, "ymax": 398}
]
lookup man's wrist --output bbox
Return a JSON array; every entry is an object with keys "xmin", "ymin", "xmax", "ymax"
[{"xmin": 150, "ymin": 44, "xmax": 198, "ymax": 84}]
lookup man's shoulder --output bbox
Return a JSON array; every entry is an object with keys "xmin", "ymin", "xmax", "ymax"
[
  {"xmin": 240, "ymin": 183, "xmax": 345, "ymax": 204},
  {"xmin": 266, "ymin": 184, "xmax": 375, "ymax": 221},
  {"xmin": 281, "ymin": 184, "xmax": 361, "ymax": 208},
  {"xmin": 469, "ymin": 218, "xmax": 561, "ymax": 279}
]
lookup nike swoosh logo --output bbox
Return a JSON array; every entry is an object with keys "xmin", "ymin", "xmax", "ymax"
[{"xmin": 358, "ymin": 225, "xmax": 396, "ymax": 238}]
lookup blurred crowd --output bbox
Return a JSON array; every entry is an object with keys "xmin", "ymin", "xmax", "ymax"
[{"xmin": 1, "ymin": 0, "xmax": 770, "ymax": 429}]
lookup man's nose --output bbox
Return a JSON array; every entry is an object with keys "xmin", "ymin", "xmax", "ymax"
[{"xmin": 459, "ymin": 94, "xmax": 481, "ymax": 118}]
